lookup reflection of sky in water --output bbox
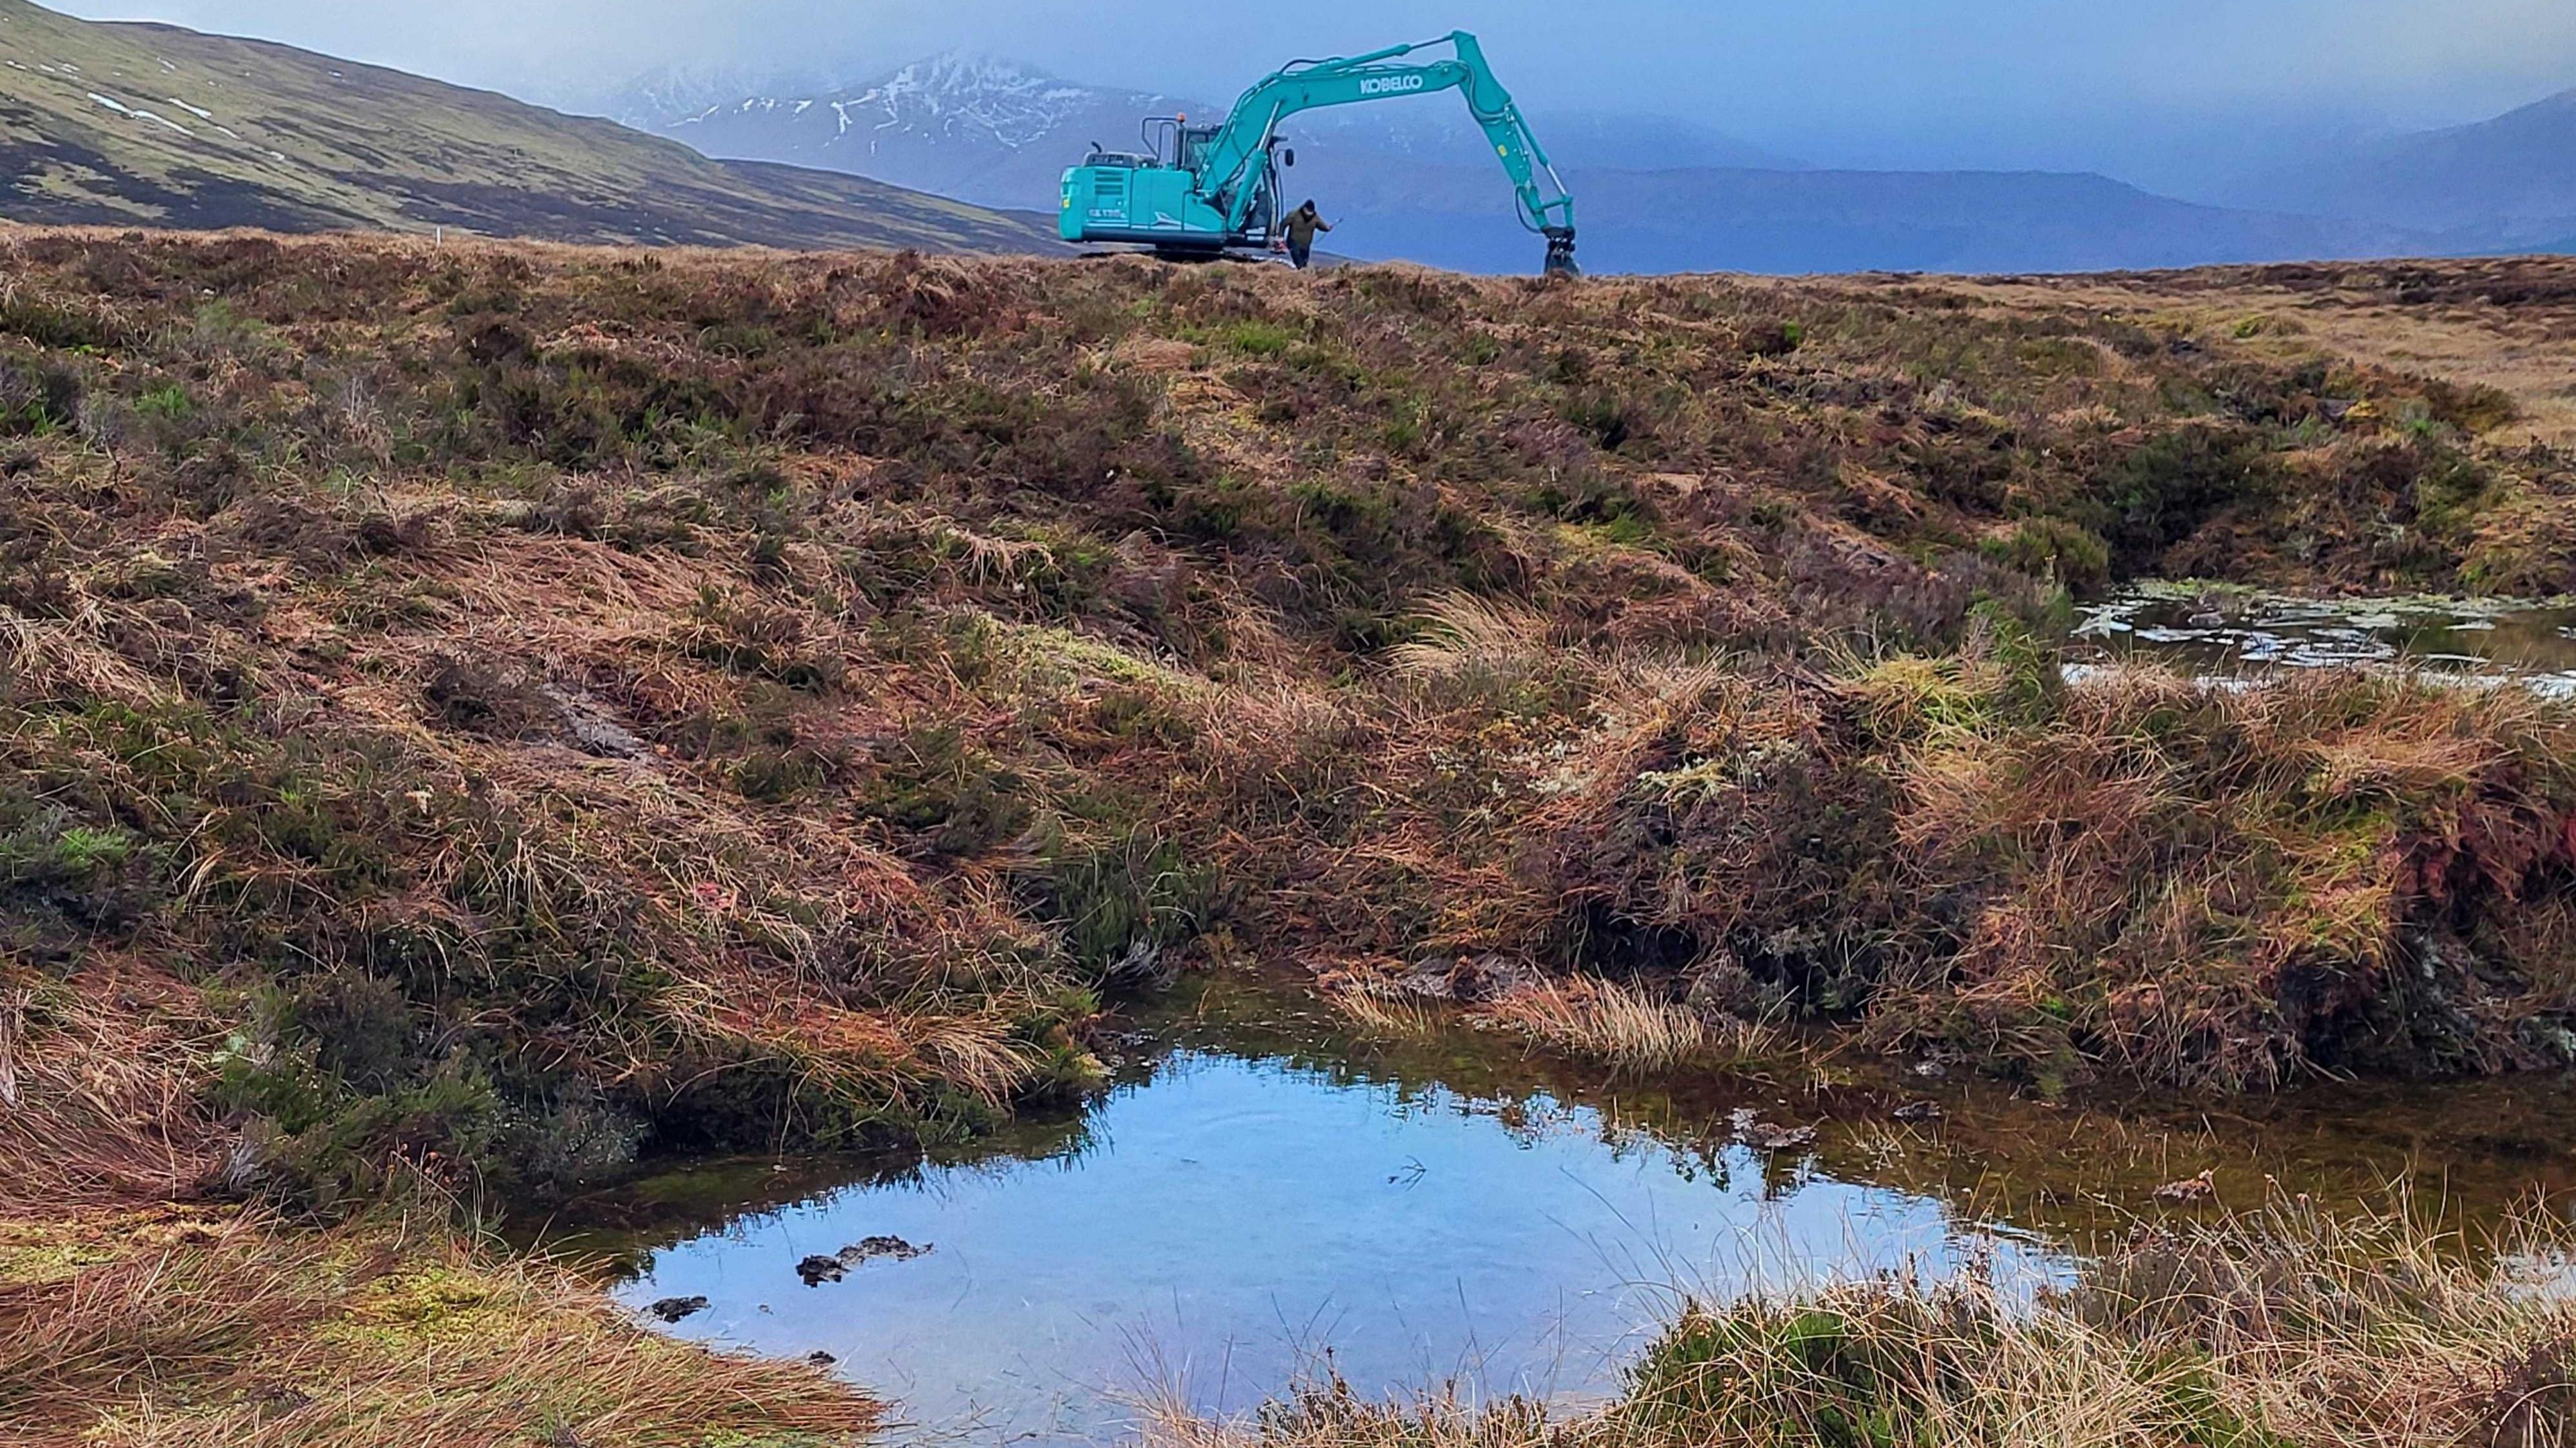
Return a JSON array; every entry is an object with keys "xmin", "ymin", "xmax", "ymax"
[
  {"xmin": 614, "ymin": 1052, "xmax": 2049, "ymax": 1445},
  {"xmin": 2074, "ymin": 588, "xmax": 2576, "ymax": 697}
]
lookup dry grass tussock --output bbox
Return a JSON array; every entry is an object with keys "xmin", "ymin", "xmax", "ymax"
[
  {"xmin": 1878, "ymin": 664, "xmax": 2576, "ymax": 1089},
  {"xmin": 0, "ymin": 964, "xmax": 225, "ymax": 1220},
  {"xmin": 0, "ymin": 1213, "xmax": 873, "ymax": 1447},
  {"xmin": 1331, "ymin": 989, "xmax": 1440, "ymax": 1039},
  {"xmin": 0, "ymin": 954, "xmax": 875, "ymax": 1447},
  {"xmin": 1474, "ymin": 979, "xmax": 1777, "ymax": 1074},
  {"xmin": 1388, "ymin": 590, "xmax": 1558, "ymax": 687},
  {"xmin": 1142, "ymin": 1200, "xmax": 2576, "ymax": 1448}
]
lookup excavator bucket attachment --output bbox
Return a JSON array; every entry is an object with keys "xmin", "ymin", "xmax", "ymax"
[{"xmin": 1543, "ymin": 228, "xmax": 1580, "ymax": 279}]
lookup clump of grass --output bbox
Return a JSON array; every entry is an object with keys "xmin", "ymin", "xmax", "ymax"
[
  {"xmin": 0, "ymin": 966, "xmax": 224, "ymax": 1221},
  {"xmin": 1881, "ymin": 666, "xmax": 2576, "ymax": 1090},
  {"xmin": 1328, "ymin": 989, "xmax": 1438, "ymax": 1040},
  {"xmin": 1147, "ymin": 1201, "xmax": 2576, "ymax": 1448},
  {"xmin": 1475, "ymin": 979, "xmax": 1771, "ymax": 1074},
  {"xmin": 1387, "ymin": 590, "xmax": 1558, "ymax": 695},
  {"xmin": 0, "ymin": 1215, "xmax": 876, "ymax": 1446}
]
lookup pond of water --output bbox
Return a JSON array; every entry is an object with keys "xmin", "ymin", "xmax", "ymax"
[
  {"xmin": 2072, "ymin": 585, "xmax": 2576, "ymax": 693},
  {"xmin": 567, "ymin": 974, "xmax": 2576, "ymax": 1445}
]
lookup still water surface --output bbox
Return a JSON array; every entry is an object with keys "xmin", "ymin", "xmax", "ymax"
[
  {"xmin": 600, "ymin": 1052, "xmax": 2029, "ymax": 1441},
  {"xmin": 580, "ymin": 978, "xmax": 2576, "ymax": 1445},
  {"xmin": 2073, "ymin": 585, "xmax": 2576, "ymax": 692}
]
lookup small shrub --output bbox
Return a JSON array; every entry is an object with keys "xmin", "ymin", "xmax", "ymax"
[
  {"xmin": 1222, "ymin": 320, "xmax": 1295, "ymax": 357},
  {"xmin": 681, "ymin": 588, "xmax": 845, "ymax": 692},
  {"xmin": 1982, "ymin": 517, "xmax": 2112, "ymax": 596},
  {"xmin": 1563, "ymin": 388, "xmax": 1639, "ymax": 451},
  {"xmin": 1032, "ymin": 834, "xmax": 1222, "ymax": 988},
  {"xmin": 1, "ymin": 808, "xmax": 138, "ymax": 895},
  {"xmin": 2094, "ymin": 423, "xmax": 2275, "ymax": 572},
  {"xmin": 0, "ymin": 290, "xmax": 113, "ymax": 349},
  {"xmin": 421, "ymin": 657, "xmax": 557, "ymax": 739},
  {"xmin": 0, "ymin": 359, "xmax": 81, "ymax": 435},
  {"xmin": 863, "ymin": 724, "xmax": 1034, "ymax": 858},
  {"xmin": 732, "ymin": 747, "xmax": 835, "ymax": 803},
  {"xmin": 136, "ymin": 383, "xmax": 196, "ymax": 421},
  {"xmin": 1743, "ymin": 318, "xmax": 1805, "ymax": 356},
  {"xmin": 2420, "ymin": 377, "xmax": 2518, "ymax": 435}
]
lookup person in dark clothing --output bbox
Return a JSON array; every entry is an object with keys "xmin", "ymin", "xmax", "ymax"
[{"xmin": 1282, "ymin": 201, "xmax": 1332, "ymax": 270}]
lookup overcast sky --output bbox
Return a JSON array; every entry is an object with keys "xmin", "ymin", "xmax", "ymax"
[{"xmin": 49, "ymin": 1, "xmax": 2576, "ymax": 186}]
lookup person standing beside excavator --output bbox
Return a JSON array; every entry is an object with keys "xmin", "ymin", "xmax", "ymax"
[{"xmin": 1282, "ymin": 201, "xmax": 1332, "ymax": 270}]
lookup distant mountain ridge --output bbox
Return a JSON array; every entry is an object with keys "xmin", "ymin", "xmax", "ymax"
[
  {"xmin": 0, "ymin": 1, "xmax": 1061, "ymax": 253},
  {"xmin": 8, "ymin": 0, "xmax": 2561, "ymax": 276},
  {"xmin": 610, "ymin": 48, "xmax": 2445, "ymax": 276},
  {"xmin": 606, "ymin": 50, "xmax": 1805, "ymax": 214},
  {"xmin": 603, "ymin": 52, "xmax": 1187, "ymax": 211},
  {"xmin": 1301, "ymin": 161, "xmax": 2435, "ymax": 276},
  {"xmin": 2226, "ymin": 86, "xmax": 2576, "ymax": 244}
]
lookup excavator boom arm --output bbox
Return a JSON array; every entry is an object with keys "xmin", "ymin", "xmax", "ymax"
[{"xmin": 1195, "ymin": 32, "xmax": 1576, "ymax": 262}]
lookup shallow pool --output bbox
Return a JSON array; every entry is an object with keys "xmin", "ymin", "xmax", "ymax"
[
  {"xmin": 2073, "ymin": 586, "xmax": 2576, "ymax": 693},
  {"xmin": 599, "ymin": 1047, "xmax": 2039, "ymax": 1442},
  {"xmin": 578, "ymin": 974, "xmax": 2576, "ymax": 1445}
]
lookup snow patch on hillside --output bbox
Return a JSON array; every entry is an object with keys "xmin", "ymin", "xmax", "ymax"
[{"xmin": 629, "ymin": 50, "xmax": 1180, "ymax": 160}]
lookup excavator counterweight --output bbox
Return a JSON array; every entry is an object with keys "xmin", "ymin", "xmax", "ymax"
[{"xmin": 1060, "ymin": 32, "xmax": 1578, "ymax": 278}]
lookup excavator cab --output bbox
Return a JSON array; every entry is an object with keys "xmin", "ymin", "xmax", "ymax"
[{"xmin": 1063, "ymin": 117, "xmax": 1249, "ymax": 258}]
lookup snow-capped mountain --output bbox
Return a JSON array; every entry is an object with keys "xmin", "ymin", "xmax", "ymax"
[
  {"xmin": 601, "ymin": 61, "xmax": 838, "ymax": 131},
  {"xmin": 612, "ymin": 52, "xmax": 1192, "ymax": 211},
  {"xmin": 607, "ymin": 51, "xmax": 1805, "ymax": 215}
]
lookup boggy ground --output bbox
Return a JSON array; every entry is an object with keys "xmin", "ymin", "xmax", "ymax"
[
  {"xmin": 1150, "ymin": 1201, "xmax": 2576, "ymax": 1448},
  {"xmin": 4, "ymin": 229, "xmax": 2576, "ymax": 1441}
]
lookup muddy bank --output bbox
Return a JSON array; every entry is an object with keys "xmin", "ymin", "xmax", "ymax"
[{"xmin": 1320, "ymin": 646, "xmax": 2576, "ymax": 1093}]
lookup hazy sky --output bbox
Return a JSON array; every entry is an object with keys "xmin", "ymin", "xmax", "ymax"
[{"xmin": 50, "ymin": 1, "xmax": 2576, "ymax": 187}]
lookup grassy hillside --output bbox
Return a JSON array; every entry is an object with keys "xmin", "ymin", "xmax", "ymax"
[
  {"xmin": 0, "ymin": 0, "xmax": 1061, "ymax": 252},
  {"xmin": 4, "ymin": 230, "xmax": 2576, "ymax": 1439}
]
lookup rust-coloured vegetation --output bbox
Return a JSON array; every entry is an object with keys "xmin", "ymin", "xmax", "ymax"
[{"xmin": 5, "ymin": 229, "xmax": 2576, "ymax": 1439}]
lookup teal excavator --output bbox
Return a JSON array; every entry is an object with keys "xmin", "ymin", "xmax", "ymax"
[{"xmin": 1059, "ymin": 32, "xmax": 1579, "ymax": 277}]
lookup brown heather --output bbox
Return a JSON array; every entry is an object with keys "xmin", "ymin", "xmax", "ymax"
[{"xmin": 4, "ymin": 229, "xmax": 2576, "ymax": 1440}]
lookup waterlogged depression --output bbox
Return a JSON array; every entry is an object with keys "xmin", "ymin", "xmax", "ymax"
[
  {"xmin": 592, "ymin": 1052, "xmax": 2033, "ymax": 1441},
  {"xmin": 581, "ymin": 596, "xmax": 2576, "ymax": 1444},
  {"xmin": 2074, "ymin": 585, "xmax": 2576, "ymax": 693},
  {"xmin": 576, "ymin": 979, "xmax": 2576, "ymax": 1445}
]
